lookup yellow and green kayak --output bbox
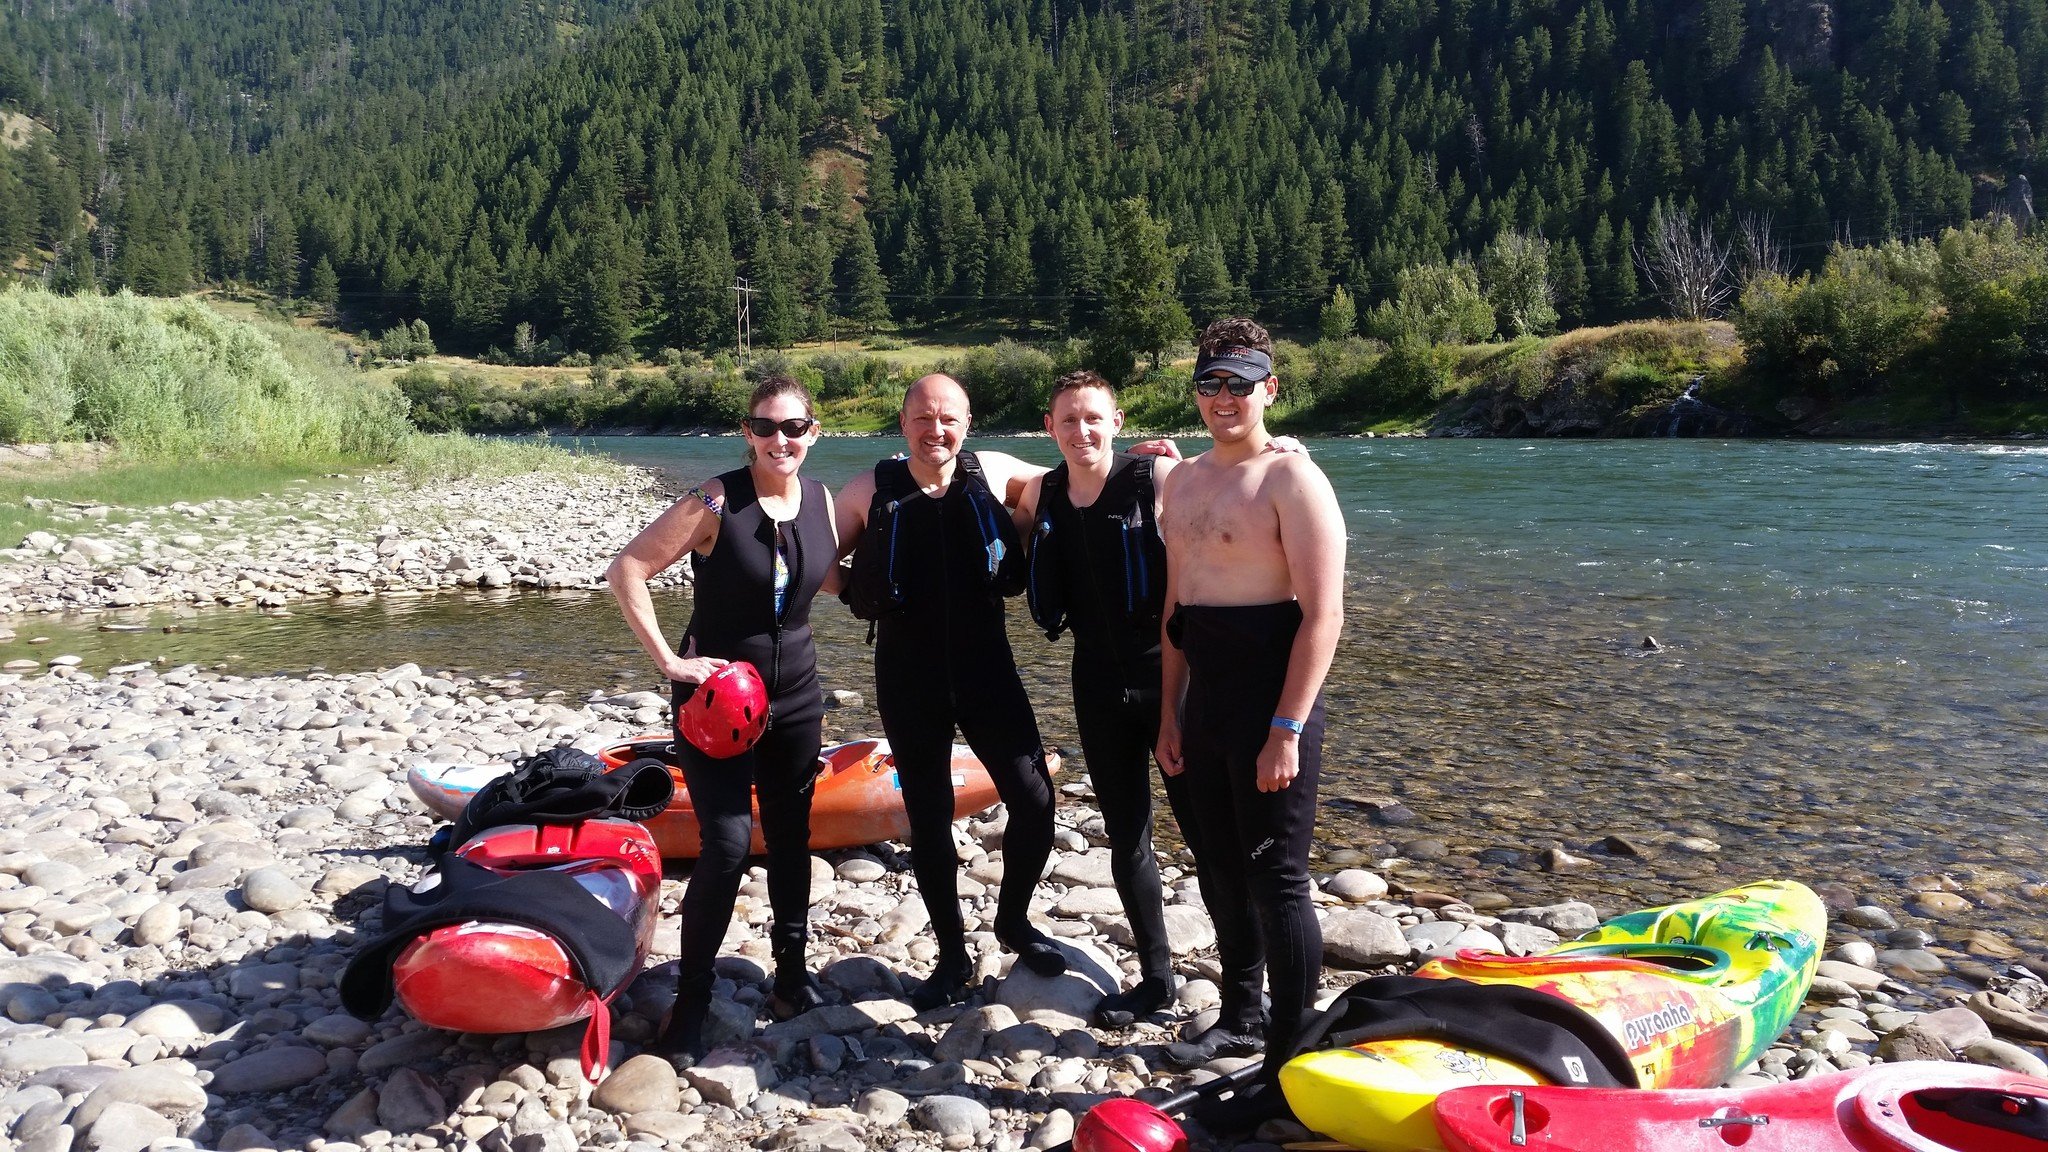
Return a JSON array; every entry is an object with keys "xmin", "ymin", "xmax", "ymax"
[{"xmin": 1279, "ymin": 879, "xmax": 1826, "ymax": 1152}]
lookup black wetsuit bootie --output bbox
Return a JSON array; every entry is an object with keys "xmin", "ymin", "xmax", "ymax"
[
  {"xmin": 910, "ymin": 953, "xmax": 975, "ymax": 1010},
  {"xmin": 650, "ymin": 1000, "xmax": 710, "ymax": 1070},
  {"xmin": 766, "ymin": 971, "xmax": 825, "ymax": 1022},
  {"xmin": 1165, "ymin": 1017, "xmax": 1265, "ymax": 1066},
  {"xmin": 997, "ymin": 924, "xmax": 1068, "ymax": 977},
  {"xmin": 1093, "ymin": 975, "xmax": 1172, "ymax": 1027},
  {"xmin": 1188, "ymin": 1079, "xmax": 1292, "ymax": 1132}
]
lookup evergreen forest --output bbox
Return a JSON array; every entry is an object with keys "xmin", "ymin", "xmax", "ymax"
[{"xmin": 2, "ymin": 0, "xmax": 2044, "ymax": 361}]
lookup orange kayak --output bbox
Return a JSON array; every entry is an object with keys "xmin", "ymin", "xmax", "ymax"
[
  {"xmin": 391, "ymin": 818, "xmax": 663, "ymax": 1035},
  {"xmin": 407, "ymin": 737, "xmax": 1001, "ymax": 859}
]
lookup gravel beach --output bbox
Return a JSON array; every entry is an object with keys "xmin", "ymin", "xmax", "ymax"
[
  {"xmin": 3, "ymin": 658, "xmax": 2048, "ymax": 1152},
  {"xmin": 4, "ymin": 465, "xmax": 2048, "ymax": 1151},
  {"xmin": 0, "ymin": 467, "xmax": 680, "ymax": 619}
]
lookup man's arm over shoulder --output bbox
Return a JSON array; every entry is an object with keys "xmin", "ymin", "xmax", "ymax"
[
  {"xmin": 972, "ymin": 450, "xmax": 1049, "ymax": 510},
  {"xmin": 1013, "ymin": 471, "xmax": 1044, "ymax": 536},
  {"xmin": 1147, "ymin": 455, "xmax": 1178, "ymax": 528},
  {"xmin": 833, "ymin": 469, "xmax": 876, "ymax": 563}
]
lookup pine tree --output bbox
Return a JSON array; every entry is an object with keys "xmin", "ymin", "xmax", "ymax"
[
  {"xmin": 835, "ymin": 215, "xmax": 891, "ymax": 332},
  {"xmin": 674, "ymin": 219, "xmax": 738, "ymax": 353},
  {"xmin": 1103, "ymin": 197, "xmax": 1190, "ymax": 371},
  {"xmin": 1180, "ymin": 235, "xmax": 1236, "ymax": 329},
  {"xmin": 1549, "ymin": 239, "xmax": 1591, "ymax": 329},
  {"xmin": 265, "ymin": 209, "xmax": 301, "ymax": 297},
  {"xmin": 567, "ymin": 227, "xmax": 634, "ymax": 355},
  {"xmin": 309, "ymin": 256, "xmax": 340, "ymax": 316},
  {"xmin": 1319, "ymin": 285, "xmax": 1358, "ymax": 342},
  {"xmin": 752, "ymin": 216, "xmax": 802, "ymax": 349},
  {"xmin": 449, "ymin": 228, "xmax": 506, "ymax": 342}
]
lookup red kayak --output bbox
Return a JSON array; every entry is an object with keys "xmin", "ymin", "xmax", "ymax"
[
  {"xmin": 1434, "ymin": 1061, "xmax": 2048, "ymax": 1152},
  {"xmin": 391, "ymin": 819, "xmax": 662, "ymax": 1046}
]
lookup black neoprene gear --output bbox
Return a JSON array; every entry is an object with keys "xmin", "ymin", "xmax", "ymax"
[
  {"xmin": 668, "ymin": 469, "xmax": 834, "ymax": 1037},
  {"xmin": 867, "ymin": 455, "xmax": 1060, "ymax": 985},
  {"xmin": 1033, "ymin": 454, "xmax": 1180, "ymax": 996},
  {"xmin": 1169, "ymin": 600, "xmax": 1326, "ymax": 1082}
]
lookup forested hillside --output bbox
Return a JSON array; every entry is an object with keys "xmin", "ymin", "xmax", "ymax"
[
  {"xmin": 0, "ymin": 0, "xmax": 633, "ymax": 291},
  {"xmin": 4, "ymin": 0, "xmax": 2044, "ymax": 359}
]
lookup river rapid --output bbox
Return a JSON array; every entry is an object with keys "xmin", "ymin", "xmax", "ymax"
[{"xmin": 15, "ymin": 436, "xmax": 2048, "ymax": 955}]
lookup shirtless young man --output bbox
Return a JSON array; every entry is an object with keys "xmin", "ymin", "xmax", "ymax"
[{"xmin": 1155, "ymin": 318, "xmax": 1346, "ymax": 1126}]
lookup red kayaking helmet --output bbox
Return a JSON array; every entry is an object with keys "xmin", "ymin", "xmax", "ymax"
[
  {"xmin": 1074, "ymin": 1098, "xmax": 1188, "ymax": 1152},
  {"xmin": 677, "ymin": 661, "xmax": 769, "ymax": 758}
]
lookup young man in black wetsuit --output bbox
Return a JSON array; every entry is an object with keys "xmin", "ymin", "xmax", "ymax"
[
  {"xmin": 833, "ymin": 373, "xmax": 1069, "ymax": 1009},
  {"xmin": 1014, "ymin": 371, "xmax": 1182, "ymax": 1027},
  {"xmin": 1155, "ymin": 318, "xmax": 1346, "ymax": 1127}
]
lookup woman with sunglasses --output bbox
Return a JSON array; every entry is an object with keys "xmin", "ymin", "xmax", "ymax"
[{"xmin": 608, "ymin": 375, "xmax": 836, "ymax": 1066}]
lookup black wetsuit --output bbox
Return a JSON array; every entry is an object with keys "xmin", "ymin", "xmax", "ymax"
[
  {"xmin": 670, "ymin": 468, "xmax": 832, "ymax": 1013},
  {"xmin": 1033, "ymin": 454, "xmax": 1178, "ymax": 987},
  {"xmin": 870, "ymin": 455, "xmax": 1056, "ymax": 979},
  {"xmin": 1169, "ymin": 600, "xmax": 1326, "ymax": 1073}
]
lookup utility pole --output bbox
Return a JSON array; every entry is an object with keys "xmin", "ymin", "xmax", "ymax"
[{"xmin": 732, "ymin": 276, "xmax": 754, "ymax": 364}]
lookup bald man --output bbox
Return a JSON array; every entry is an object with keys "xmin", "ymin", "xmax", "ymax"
[{"xmin": 835, "ymin": 374, "xmax": 1065, "ymax": 1009}]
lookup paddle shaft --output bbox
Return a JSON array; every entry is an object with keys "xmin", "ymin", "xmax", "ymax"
[{"xmin": 1044, "ymin": 1063, "xmax": 1265, "ymax": 1152}]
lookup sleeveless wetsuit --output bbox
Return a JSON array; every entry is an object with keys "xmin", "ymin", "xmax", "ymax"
[
  {"xmin": 1038, "ymin": 454, "xmax": 1179, "ymax": 987},
  {"xmin": 1169, "ymin": 600, "xmax": 1326, "ymax": 1075},
  {"xmin": 872, "ymin": 458, "xmax": 1056, "ymax": 979},
  {"xmin": 670, "ymin": 467, "xmax": 832, "ymax": 1011}
]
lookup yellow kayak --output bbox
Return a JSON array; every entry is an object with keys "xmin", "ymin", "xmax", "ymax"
[{"xmin": 1280, "ymin": 880, "xmax": 1825, "ymax": 1152}]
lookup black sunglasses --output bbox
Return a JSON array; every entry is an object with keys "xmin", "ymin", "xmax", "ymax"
[
  {"xmin": 1194, "ymin": 374, "xmax": 1260, "ymax": 397},
  {"xmin": 742, "ymin": 416, "xmax": 817, "ymax": 438}
]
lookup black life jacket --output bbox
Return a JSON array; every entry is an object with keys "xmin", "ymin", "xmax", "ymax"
[
  {"xmin": 843, "ymin": 450, "xmax": 1024, "ymax": 632},
  {"xmin": 1290, "ymin": 974, "xmax": 1640, "ymax": 1089},
  {"xmin": 1027, "ymin": 453, "xmax": 1166, "ymax": 651}
]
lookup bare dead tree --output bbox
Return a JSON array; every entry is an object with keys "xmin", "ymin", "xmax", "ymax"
[
  {"xmin": 1635, "ymin": 206, "xmax": 1733, "ymax": 321},
  {"xmin": 1733, "ymin": 212, "xmax": 1791, "ymax": 287}
]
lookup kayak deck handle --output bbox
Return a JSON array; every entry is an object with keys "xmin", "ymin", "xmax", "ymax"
[{"xmin": 1698, "ymin": 1113, "xmax": 1771, "ymax": 1128}]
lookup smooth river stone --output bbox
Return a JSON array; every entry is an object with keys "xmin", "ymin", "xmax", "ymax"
[
  {"xmin": 591, "ymin": 1054, "xmax": 681, "ymax": 1114},
  {"xmin": 83, "ymin": 1100, "xmax": 176, "ymax": 1152},
  {"xmin": 1049, "ymin": 854, "xmax": 1116, "ymax": 888},
  {"xmin": 833, "ymin": 857, "xmax": 886, "ymax": 883},
  {"xmin": 1051, "ymin": 888, "xmax": 1125, "ymax": 917},
  {"xmin": 69, "ymin": 1066, "xmax": 208, "ymax": 1135},
  {"xmin": 0, "ymin": 1037, "xmax": 89, "ymax": 1076},
  {"xmin": 239, "ymin": 868, "xmax": 307, "ymax": 913},
  {"xmin": 1326, "ymin": 869, "xmax": 1389, "ymax": 902},
  {"xmin": 302, "ymin": 1014, "xmax": 373, "ymax": 1047},
  {"xmin": 126, "ymin": 1001, "xmax": 228, "ymax": 1037},
  {"xmin": 1321, "ymin": 909, "xmax": 1409, "ymax": 967},
  {"xmin": 130, "ymin": 901, "xmax": 181, "ymax": 946},
  {"xmin": 210, "ymin": 1046, "xmax": 329, "ymax": 1094},
  {"xmin": 376, "ymin": 1067, "xmax": 449, "ymax": 1132}
]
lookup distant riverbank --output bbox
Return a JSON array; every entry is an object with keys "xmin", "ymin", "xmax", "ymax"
[{"xmin": 0, "ymin": 464, "xmax": 679, "ymax": 623}]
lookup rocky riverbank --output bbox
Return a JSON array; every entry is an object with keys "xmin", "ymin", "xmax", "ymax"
[
  {"xmin": 0, "ymin": 467, "xmax": 680, "ymax": 620},
  {"xmin": 3, "ymin": 661, "xmax": 2048, "ymax": 1152}
]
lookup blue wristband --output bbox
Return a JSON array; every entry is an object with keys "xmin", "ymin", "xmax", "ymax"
[{"xmin": 1270, "ymin": 715, "xmax": 1306, "ymax": 735}]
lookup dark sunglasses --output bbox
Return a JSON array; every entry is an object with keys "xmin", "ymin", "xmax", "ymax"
[
  {"xmin": 1194, "ymin": 374, "xmax": 1260, "ymax": 397},
  {"xmin": 742, "ymin": 416, "xmax": 817, "ymax": 438}
]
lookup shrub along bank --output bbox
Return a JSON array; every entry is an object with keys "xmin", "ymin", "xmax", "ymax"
[
  {"xmin": 0, "ymin": 286, "xmax": 412, "ymax": 459},
  {"xmin": 0, "ymin": 287, "xmax": 612, "ymax": 543}
]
